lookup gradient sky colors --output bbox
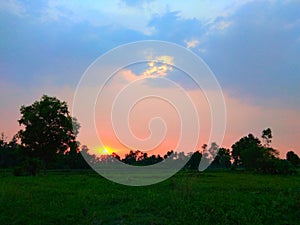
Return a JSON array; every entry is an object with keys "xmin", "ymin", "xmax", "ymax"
[{"xmin": 1, "ymin": 0, "xmax": 300, "ymax": 157}]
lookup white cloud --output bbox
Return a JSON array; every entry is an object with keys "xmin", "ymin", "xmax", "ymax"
[
  {"xmin": 39, "ymin": 0, "xmax": 161, "ymax": 35},
  {"xmin": 184, "ymin": 39, "xmax": 200, "ymax": 49},
  {"xmin": 208, "ymin": 20, "xmax": 233, "ymax": 32},
  {"xmin": 164, "ymin": 0, "xmax": 254, "ymax": 22},
  {"xmin": 0, "ymin": 0, "xmax": 253, "ymax": 36},
  {"xmin": 115, "ymin": 55, "xmax": 175, "ymax": 83},
  {"xmin": 0, "ymin": 0, "xmax": 26, "ymax": 17},
  {"xmin": 142, "ymin": 55, "xmax": 174, "ymax": 78}
]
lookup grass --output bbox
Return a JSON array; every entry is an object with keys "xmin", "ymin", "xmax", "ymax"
[{"xmin": 0, "ymin": 169, "xmax": 299, "ymax": 225}]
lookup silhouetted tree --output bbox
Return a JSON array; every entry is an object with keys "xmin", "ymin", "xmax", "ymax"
[
  {"xmin": 164, "ymin": 150, "xmax": 174, "ymax": 159},
  {"xmin": 211, "ymin": 148, "xmax": 231, "ymax": 168},
  {"xmin": 0, "ymin": 133, "xmax": 20, "ymax": 169},
  {"xmin": 122, "ymin": 150, "xmax": 137, "ymax": 165},
  {"xmin": 18, "ymin": 95, "xmax": 80, "ymax": 172},
  {"xmin": 231, "ymin": 134, "xmax": 261, "ymax": 167},
  {"xmin": 286, "ymin": 151, "xmax": 300, "ymax": 166},
  {"xmin": 201, "ymin": 144, "xmax": 208, "ymax": 154},
  {"xmin": 262, "ymin": 128, "xmax": 272, "ymax": 147},
  {"xmin": 120, "ymin": 150, "xmax": 165, "ymax": 166},
  {"xmin": 231, "ymin": 130, "xmax": 289, "ymax": 173},
  {"xmin": 185, "ymin": 151, "xmax": 202, "ymax": 170}
]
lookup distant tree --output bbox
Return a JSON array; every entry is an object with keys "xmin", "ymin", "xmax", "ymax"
[
  {"xmin": 240, "ymin": 145, "xmax": 278, "ymax": 171},
  {"xmin": 0, "ymin": 133, "xmax": 5, "ymax": 147},
  {"xmin": 122, "ymin": 150, "xmax": 137, "ymax": 165},
  {"xmin": 164, "ymin": 150, "xmax": 174, "ymax": 160},
  {"xmin": 208, "ymin": 142, "xmax": 219, "ymax": 160},
  {"xmin": 231, "ymin": 131, "xmax": 286, "ymax": 173},
  {"xmin": 211, "ymin": 148, "xmax": 231, "ymax": 168},
  {"xmin": 185, "ymin": 150, "xmax": 202, "ymax": 170},
  {"xmin": 120, "ymin": 150, "xmax": 165, "ymax": 166},
  {"xmin": 112, "ymin": 152, "xmax": 121, "ymax": 161},
  {"xmin": 201, "ymin": 144, "xmax": 208, "ymax": 154},
  {"xmin": 18, "ymin": 95, "xmax": 80, "ymax": 171},
  {"xmin": 0, "ymin": 133, "xmax": 20, "ymax": 169},
  {"xmin": 261, "ymin": 128, "xmax": 272, "ymax": 147},
  {"xmin": 231, "ymin": 134, "xmax": 261, "ymax": 167},
  {"xmin": 286, "ymin": 151, "xmax": 300, "ymax": 166}
]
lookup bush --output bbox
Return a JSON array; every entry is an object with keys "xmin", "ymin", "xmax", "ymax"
[
  {"xmin": 258, "ymin": 158, "xmax": 296, "ymax": 175},
  {"xmin": 13, "ymin": 166, "xmax": 25, "ymax": 176},
  {"xmin": 13, "ymin": 157, "xmax": 42, "ymax": 176}
]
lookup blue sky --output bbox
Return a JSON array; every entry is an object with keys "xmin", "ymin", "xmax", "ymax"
[
  {"xmin": 1, "ymin": 0, "xmax": 300, "ymax": 105},
  {"xmin": 1, "ymin": 0, "xmax": 300, "ymax": 155}
]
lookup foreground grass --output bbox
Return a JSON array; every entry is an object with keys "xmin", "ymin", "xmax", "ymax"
[{"xmin": 0, "ymin": 170, "xmax": 299, "ymax": 225}]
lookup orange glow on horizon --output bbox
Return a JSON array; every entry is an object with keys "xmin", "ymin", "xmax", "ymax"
[{"xmin": 94, "ymin": 146, "xmax": 115, "ymax": 155}]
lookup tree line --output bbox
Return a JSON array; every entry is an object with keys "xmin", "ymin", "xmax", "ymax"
[{"xmin": 0, "ymin": 95, "xmax": 299, "ymax": 176}]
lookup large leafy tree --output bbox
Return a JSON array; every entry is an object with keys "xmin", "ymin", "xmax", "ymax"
[
  {"xmin": 18, "ymin": 95, "xmax": 80, "ymax": 169},
  {"xmin": 231, "ymin": 133, "xmax": 261, "ymax": 166},
  {"xmin": 231, "ymin": 131, "xmax": 279, "ymax": 171}
]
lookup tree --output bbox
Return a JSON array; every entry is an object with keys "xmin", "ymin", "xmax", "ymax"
[
  {"xmin": 0, "ymin": 133, "xmax": 20, "ymax": 169},
  {"xmin": 164, "ymin": 150, "xmax": 174, "ymax": 160},
  {"xmin": 18, "ymin": 95, "xmax": 80, "ymax": 171},
  {"xmin": 185, "ymin": 150, "xmax": 202, "ymax": 170},
  {"xmin": 261, "ymin": 128, "xmax": 272, "ymax": 147},
  {"xmin": 231, "ymin": 132, "xmax": 279, "ymax": 171},
  {"xmin": 211, "ymin": 148, "xmax": 231, "ymax": 168},
  {"xmin": 231, "ymin": 133, "xmax": 261, "ymax": 167},
  {"xmin": 286, "ymin": 151, "xmax": 300, "ymax": 166}
]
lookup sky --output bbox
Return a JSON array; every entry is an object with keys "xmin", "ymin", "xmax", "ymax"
[{"xmin": 1, "ymin": 0, "xmax": 300, "ymax": 157}]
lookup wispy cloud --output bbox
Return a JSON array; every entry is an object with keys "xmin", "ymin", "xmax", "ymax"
[
  {"xmin": 0, "ymin": 0, "xmax": 26, "ymax": 17},
  {"xmin": 184, "ymin": 39, "xmax": 200, "ymax": 49},
  {"xmin": 213, "ymin": 21, "xmax": 233, "ymax": 30},
  {"xmin": 38, "ymin": 0, "xmax": 158, "ymax": 35}
]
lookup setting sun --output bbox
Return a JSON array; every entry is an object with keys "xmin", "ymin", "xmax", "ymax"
[{"xmin": 95, "ymin": 146, "xmax": 114, "ymax": 155}]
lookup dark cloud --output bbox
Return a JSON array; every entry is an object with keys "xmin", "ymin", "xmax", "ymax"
[
  {"xmin": 148, "ymin": 11, "xmax": 206, "ymax": 44},
  {"xmin": 201, "ymin": 0, "xmax": 300, "ymax": 108},
  {"xmin": 0, "ymin": 12, "xmax": 147, "ymax": 87}
]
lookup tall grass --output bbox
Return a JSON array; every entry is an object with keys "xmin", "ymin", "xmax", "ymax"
[{"xmin": 0, "ymin": 170, "xmax": 299, "ymax": 225}]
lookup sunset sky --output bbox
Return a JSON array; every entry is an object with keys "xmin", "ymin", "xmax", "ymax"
[{"xmin": 1, "ymin": 0, "xmax": 300, "ymax": 157}]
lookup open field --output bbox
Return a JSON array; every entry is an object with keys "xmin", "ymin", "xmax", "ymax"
[{"xmin": 0, "ymin": 170, "xmax": 299, "ymax": 225}]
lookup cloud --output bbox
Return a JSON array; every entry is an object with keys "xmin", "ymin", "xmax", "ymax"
[
  {"xmin": 213, "ymin": 20, "xmax": 233, "ymax": 30},
  {"xmin": 0, "ymin": 0, "xmax": 26, "ymax": 17},
  {"xmin": 201, "ymin": 0, "xmax": 300, "ymax": 109},
  {"xmin": 184, "ymin": 39, "xmax": 200, "ymax": 49},
  {"xmin": 118, "ymin": 55, "xmax": 175, "ymax": 81},
  {"xmin": 159, "ymin": 0, "xmax": 254, "ymax": 22},
  {"xmin": 122, "ymin": 0, "xmax": 154, "ymax": 7},
  {"xmin": 38, "ymin": 0, "xmax": 158, "ymax": 35},
  {"xmin": 141, "ymin": 55, "xmax": 174, "ymax": 78}
]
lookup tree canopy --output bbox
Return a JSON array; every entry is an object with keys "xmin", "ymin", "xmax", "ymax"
[
  {"xmin": 286, "ymin": 151, "xmax": 300, "ymax": 166},
  {"xmin": 18, "ymin": 95, "xmax": 80, "ymax": 169}
]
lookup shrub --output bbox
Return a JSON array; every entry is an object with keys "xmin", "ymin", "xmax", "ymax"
[
  {"xmin": 13, "ymin": 157, "xmax": 42, "ymax": 176},
  {"xmin": 258, "ymin": 158, "xmax": 296, "ymax": 175}
]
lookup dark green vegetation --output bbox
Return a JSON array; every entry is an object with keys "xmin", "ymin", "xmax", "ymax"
[{"xmin": 0, "ymin": 170, "xmax": 299, "ymax": 225}]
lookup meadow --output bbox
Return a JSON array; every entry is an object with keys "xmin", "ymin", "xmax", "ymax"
[{"xmin": 0, "ymin": 170, "xmax": 299, "ymax": 225}]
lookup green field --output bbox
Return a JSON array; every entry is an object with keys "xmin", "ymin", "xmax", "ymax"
[{"xmin": 0, "ymin": 170, "xmax": 299, "ymax": 225}]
